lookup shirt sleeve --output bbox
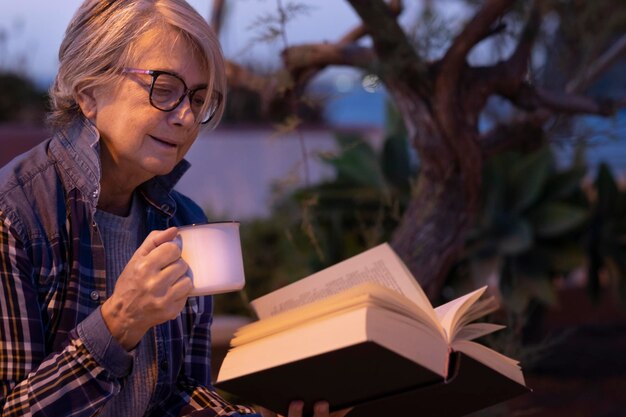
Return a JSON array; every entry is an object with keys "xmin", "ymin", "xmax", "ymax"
[
  {"xmin": 0, "ymin": 213, "xmax": 129, "ymax": 416},
  {"xmin": 150, "ymin": 378, "xmax": 261, "ymax": 417},
  {"xmin": 149, "ymin": 295, "xmax": 260, "ymax": 416},
  {"xmin": 77, "ymin": 306, "xmax": 134, "ymax": 378}
]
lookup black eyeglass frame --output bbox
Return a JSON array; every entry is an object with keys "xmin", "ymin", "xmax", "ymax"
[{"xmin": 122, "ymin": 68, "xmax": 223, "ymax": 124}]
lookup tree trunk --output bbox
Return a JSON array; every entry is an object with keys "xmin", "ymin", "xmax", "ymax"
[
  {"xmin": 391, "ymin": 171, "xmax": 480, "ymax": 300},
  {"xmin": 387, "ymin": 84, "xmax": 483, "ymax": 300}
]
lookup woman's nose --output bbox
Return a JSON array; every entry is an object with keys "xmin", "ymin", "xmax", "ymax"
[{"xmin": 169, "ymin": 94, "xmax": 196, "ymax": 126}]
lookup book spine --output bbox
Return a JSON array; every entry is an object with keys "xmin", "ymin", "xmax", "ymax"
[{"xmin": 444, "ymin": 346, "xmax": 453, "ymax": 382}]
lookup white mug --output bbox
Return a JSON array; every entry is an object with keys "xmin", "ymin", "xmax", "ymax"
[{"xmin": 177, "ymin": 222, "xmax": 246, "ymax": 296}]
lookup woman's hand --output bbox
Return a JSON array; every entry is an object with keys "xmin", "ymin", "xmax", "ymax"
[
  {"xmin": 259, "ymin": 401, "xmax": 352, "ymax": 417},
  {"xmin": 101, "ymin": 227, "xmax": 193, "ymax": 350}
]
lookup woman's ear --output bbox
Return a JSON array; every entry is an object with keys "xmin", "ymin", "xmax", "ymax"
[{"xmin": 76, "ymin": 87, "xmax": 98, "ymax": 120}]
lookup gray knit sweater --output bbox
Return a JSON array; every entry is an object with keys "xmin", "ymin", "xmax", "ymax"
[{"xmin": 94, "ymin": 195, "xmax": 158, "ymax": 417}]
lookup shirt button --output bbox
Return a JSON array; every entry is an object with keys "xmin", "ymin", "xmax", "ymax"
[
  {"xmin": 90, "ymin": 290, "xmax": 100, "ymax": 301},
  {"xmin": 160, "ymin": 360, "xmax": 169, "ymax": 371},
  {"xmin": 91, "ymin": 190, "xmax": 99, "ymax": 199}
]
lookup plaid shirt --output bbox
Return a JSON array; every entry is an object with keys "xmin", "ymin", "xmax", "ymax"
[{"xmin": 0, "ymin": 120, "xmax": 259, "ymax": 417}]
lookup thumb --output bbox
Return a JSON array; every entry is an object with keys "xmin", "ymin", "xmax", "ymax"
[{"xmin": 137, "ymin": 227, "xmax": 179, "ymax": 256}]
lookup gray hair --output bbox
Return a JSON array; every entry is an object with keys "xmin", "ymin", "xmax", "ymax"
[{"xmin": 48, "ymin": 0, "xmax": 226, "ymax": 130}]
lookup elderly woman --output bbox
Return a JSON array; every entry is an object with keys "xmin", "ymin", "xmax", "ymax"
[{"xmin": 0, "ymin": 1, "xmax": 348, "ymax": 417}]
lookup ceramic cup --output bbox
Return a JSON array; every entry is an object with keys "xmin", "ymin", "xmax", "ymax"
[{"xmin": 177, "ymin": 222, "xmax": 245, "ymax": 296}]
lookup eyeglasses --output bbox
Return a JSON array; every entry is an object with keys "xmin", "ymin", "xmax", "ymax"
[{"xmin": 122, "ymin": 68, "xmax": 222, "ymax": 124}]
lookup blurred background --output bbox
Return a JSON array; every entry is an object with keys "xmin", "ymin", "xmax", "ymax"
[{"xmin": 2, "ymin": 1, "xmax": 626, "ymax": 416}]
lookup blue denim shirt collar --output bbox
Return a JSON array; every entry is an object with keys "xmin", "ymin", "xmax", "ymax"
[
  {"xmin": 49, "ymin": 117, "xmax": 190, "ymax": 217},
  {"xmin": 139, "ymin": 157, "xmax": 190, "ymax": 218},
  {"xmin": 49, "ymin": 117, "xmax": 101, "ymax": 206}
]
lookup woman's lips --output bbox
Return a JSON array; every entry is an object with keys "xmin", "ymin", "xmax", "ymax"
[{"xmin": 150, "ymin": 135, "xmax": 177, "ymax": 148}]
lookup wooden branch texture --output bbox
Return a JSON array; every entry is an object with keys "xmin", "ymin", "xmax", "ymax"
[
  {"xmin": 210, "ymin": 0, "xmax": 226, "ymax": 35},
  {"xmin": 212, "ymin": 0, "xmax": 625, "ymax": 298},
  {"xmin": 440, "ymin": 0, "xmax": 514, "ymax": 82},
  {"xmin": 347, "ymin": 0, "xmax": 430, "ymax": 94}
]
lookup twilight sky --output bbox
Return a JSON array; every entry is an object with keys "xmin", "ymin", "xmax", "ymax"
[{"xmin": 0, "ymin": 0, "xmax": 378, "ymax": 85}]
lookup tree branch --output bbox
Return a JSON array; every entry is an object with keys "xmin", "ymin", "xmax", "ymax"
[
  {"xmin": 480, "ymin": 110, "xmax": 549, "ymax": 157},
  {"xmin": 440, "ymin": 0, "xmax": 514, "ymax": 83},
  {"xmin": 434, "ymin": 0, "xmax": 515, "ymax": 140},
  {"xmin": 277, "ymin": 43, "xmax": 375, "ymax": 98},
  {"xmin": 346, "ymin": 0, "xmax": 430, "ymax": 94},
  {"xmin": 566, "ymin": 33, "xmax": 626, "ymax": 94},
  {"xmin": 502, "ymin": 80, "xmax": 618, "ymax": 114},
  {"xmin": 267, "ymin": 1, "xmax": 403, "ymax": 103},
  {"xmin": 210, "ymin": 0, "xmax": 226, "ymax": 36},
  {"xmin": 501, "ymin": 4, "xmax": 542, "ymax": 89},
  {"xmin": 461, "ymin": 2, "xmax": 541, "ymax": 131},
  {"xmin": 224, "ymin": 60, "xmax": 280, "ymax": 114},
  {"xmin": 339, "ymin": 0, "xmax": 403, "ymax": 45},
  {"xmin": 479, "ymin": 3, "xmax": 626, "ymax": 155},
  {"xmin": 225, "ymin": 42, "xmax": 376, "ymax": 116},
  {"xmin": 282, "ymin": 43, "xmax": 376, "ymax": 72},
  {"xmin": 533, "ymin": 86, "xmax": 618, "ymax": 116},
  {"xmin": 225, "ymin": 61, "xmax": 271, "ymax": 91},
  {"xmin": 481, "ymin": 86, "xmax": 626, "ymax": 156},
  {"xmin": 465, "ymin": 3, "xmax": 541, "ymax": 118},
  {"xmin": 281, "ymin": 43, "xmax": 377, "ymax": 96}
]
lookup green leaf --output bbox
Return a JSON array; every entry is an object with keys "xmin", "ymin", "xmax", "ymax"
[
  {"xmin": 529, "ymin": 202, "xmax": 588, "ymax": 238},
  {"xmin": 547, "ymin": 243, "xmax": 587, "ymax": 271},
  {"xmin": 498, "ymin": 218, "xmax": 534, "ymax": 255},
  {"xmin": 502, "ymin": 284, "xmax": 533, "ymax": 315},
  {"xmin": 526, "ymin": 275, "xmax": 559, "ymax": 307},
  {"xmin": 595, "ymin": 163, "xmax": 619, "ymax": 217},
  {"xmin": 382, "ymin": 134, "xmax": 413, "ymax": 189},
  {"xmin": 509, "ymin": 147, "xmax": 553, "ymax": 214},
  {"xmin": 469, "ymin": 256, "xmax": 501, "ymax": 286},
  {"xmin": 321, "ymin": 134, "xmax": 387, "ymax": 189},
  {"xmin": 542, "ymin": 166, "xmax": 587, "ymax": 202},
  {"xmin": 481, "ymin": 158, "xmax": 508, "ymax": 224},
  {"xmin": 384, "ymin": 101, "xmax": 407, "ymax": 138},
  {"xmin": 512, "ymin": 248, "xmax": 552, "ymax": 277}
]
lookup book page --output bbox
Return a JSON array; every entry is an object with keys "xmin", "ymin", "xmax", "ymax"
[
  {"xmin": 456, "ymin": 295, "xmax": 500, "ymax": 329},
  {"xmin": 233, "ymin": 283, "xmax": 444, "ymax": 346},
  {"xmin": 218, "ymin": 306, "xmax": 449, "ymax": 384},
  {"xmin": 434, "ymin": 286, "xmax": 486, "ymax": 342},
  {"xmin": 451, "ymin": 339, "xmax": 526, "ymax": 386},
  {"xmin": 453, "ymin": 323, "xmax": 505, "ymax": 342},
  {"xmin": 251, "ymin": 243, "xmax": 434, "ymax": 321}
]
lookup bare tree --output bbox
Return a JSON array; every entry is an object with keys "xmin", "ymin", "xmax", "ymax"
[{"xmin": 211, "ymin": 0, "xmax": 626, "ymax": 299}]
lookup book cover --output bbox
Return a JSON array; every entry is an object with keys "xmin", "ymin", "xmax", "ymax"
[{"xmin": 346, "ymin": 352, "xmax": 530, "ymax": 417}]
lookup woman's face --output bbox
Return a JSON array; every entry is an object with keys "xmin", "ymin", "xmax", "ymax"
[{"xmin": 88, "ymin": 27, "xmax": 208, "ymax": 188}]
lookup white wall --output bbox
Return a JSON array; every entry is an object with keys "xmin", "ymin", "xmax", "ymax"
[{"xmin": 176, "ymin": 126, "xmax": 383, "ymax": 220}]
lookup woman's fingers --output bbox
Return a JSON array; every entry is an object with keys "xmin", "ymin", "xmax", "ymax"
[
  {"xmin": 288, "ymin": 401, "xmax": 304, "ymax": 417},
  {"xmin": 159, "ymin": 258, "xmax": 189, "ymax": 285},
  {"xmin": 169, "ymin": 274, "xmax": 193, "ymax": 301},
  {"xmin": 135, "ymin": 227, "xmax": 178, "ymax": 257},
  {"xmin": 145, "ymin": 239, "xmax": 183, "ymax": 270},
  {"xmin": 313, "ymin": 402, "xmax": 329, "ymax": 416},
  {"xmin": 129, "ymin": 227, "xmax": 182, "ymax": 275}
]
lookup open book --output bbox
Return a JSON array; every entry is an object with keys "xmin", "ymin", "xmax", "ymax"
[{"xmin": 215, "ymin": 243, "xmax": 529, "ymax": 417}]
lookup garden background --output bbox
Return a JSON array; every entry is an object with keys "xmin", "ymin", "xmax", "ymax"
[{"xmin": 2, "ymin": 1, "xmax": 626, "ymax": 415}]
